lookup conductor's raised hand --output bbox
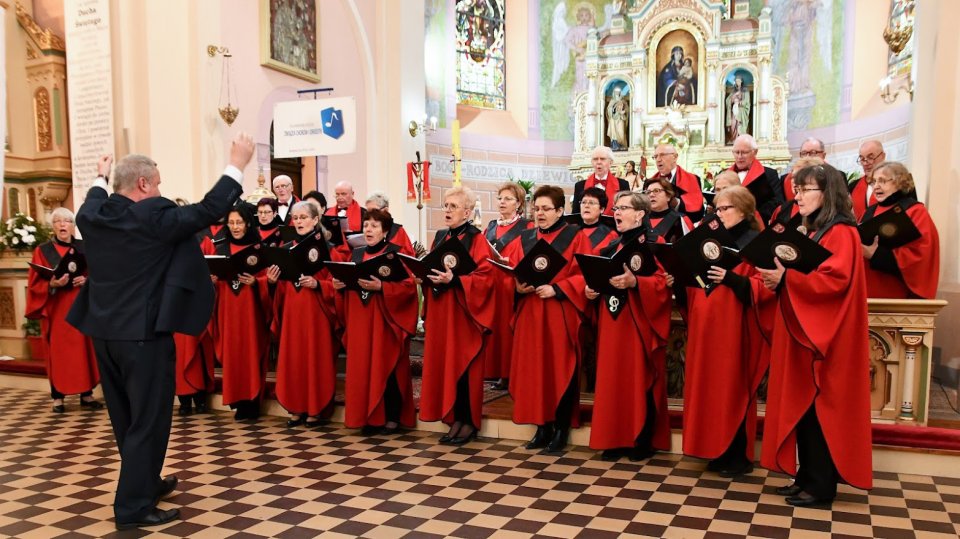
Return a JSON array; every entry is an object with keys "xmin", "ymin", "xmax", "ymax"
[
  {"xmin": 229, "ymin": 132, "xmax": 256, "ymax": 170},
  {"xmin": 97, "ymin": 155, "xmax": 113, "ymax": 178}
]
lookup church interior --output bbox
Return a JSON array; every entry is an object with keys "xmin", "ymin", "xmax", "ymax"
[{"xmin": 2, "ymin": 0, "xmax": 960, "ymax": 537}]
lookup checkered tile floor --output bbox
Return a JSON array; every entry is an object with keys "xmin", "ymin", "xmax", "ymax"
[{"xmin": 1, "ymin": 388, "xmax": 959, "ymax": 538}]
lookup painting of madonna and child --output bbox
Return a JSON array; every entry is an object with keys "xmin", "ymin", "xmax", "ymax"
[{"xmin": 655, "ymin": 29, "xmax": 699, "ymax": 108}]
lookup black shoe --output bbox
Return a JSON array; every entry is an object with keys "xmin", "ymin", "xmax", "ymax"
[
  {"xmin": 80, "ymin": 399, "xmax": 104, "ymax": 410},
  {"xmin": 52, "ymin": 403, "xmax": 65, "ymax": 414},
  {"xmin": 785, "ymin": 491, "xmax": 833, "ymax": 508},
  {"xmin": 491, "ymin": 379, "xmax": 509, "ymax": 391},
  {"xmin": 116, "ymin": 508, "xmax": 180, "ymax": 530},
  {"xmin": 776, "ymin": 483, "xmax": 803, "ymax": 496},
  {"xmin": 381, "ymin": 422, "xmax": 401, "ymax": 436},
  {"xmin": 541, "ymin": 427, "xmax": 568, "ymax": 455},
  {"xmin": 525, "ymin": 424, "xmax": 554, "ymax": 450},
  {"xmin": 154, "ymin": 476, "xmax": 178, "ymax": 504},
  {"xmin": 193, "ymin": 394, "xmax": 208, "ymax": 414},
  {"xmin": 449, "ymin": 427, "xmax": 477, "ymax": 446},
  {"xmin": 286, "ymin": 414, "xmax": 306, "ymax": 427},
  {"xmin": 719, "ymin": 462, "xmax": 754, "ymax": 478},
  {"xmin": 440, "ymin": 422, "xmax": 462, "ymax": 445},
  {"xmin": 178, "ymin": 403, "xmax": 192, "ymax": 416},
  {"xmin": 600, "ymin": 448, "xmax": 626, "ymax": 462},
  {"xmin": 305, "ymin": 417, "xmax": 328, "ymax": 428},
  {"xmin": 628, "ymin": 446, "xmax": 656, "ymax": 462},
  {"xmin": 361, "ymin": 425, "xmax": 382, "ymax": 436},
  {"xmin": 706, "ymin": 458, "xmax": 724, "ymax": 472}
]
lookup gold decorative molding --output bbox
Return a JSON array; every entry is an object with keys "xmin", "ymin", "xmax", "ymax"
[
  {"xmin": 0, "ymin": 288, "xmax": 16, "ymax": 330},
  {"xmin": 34, "ymin": 88, "xmax": 52, "ymax": 152},
  {"xmin": 14, "ymin": 2, "xmax": 66, "ymax": 53}
]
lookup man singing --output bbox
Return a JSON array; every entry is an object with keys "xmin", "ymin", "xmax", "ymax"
[{"xmin": 325, "ymin": 180, "xmax": 367, "ymax": 232}]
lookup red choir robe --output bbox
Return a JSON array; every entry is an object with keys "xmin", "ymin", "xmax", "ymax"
[
  {"xmin": 502, "ymin": 223, "xmax": 590, "ymax": 425},
  {"xmin": 199, "ymin": 223, "xmax": 226, "ymax": 254},
  {"xmin": 175, "ymin": 239, "xmax": 217, "ymax": 396},
  {"xmin": 849, "ymin": 177, "xmax": 877, "ymax": 223},
  {"xmin": 579, "ymin": 222, "xmax": 619, "ymax": 255},
  {"xmin": 336, "ymin": 243, "xmax": 418, "ymax": 428},
  {"xmin": 212, "ymin": 241, "xmax": 273, "ymax": 406},
  {"xmin": 419, "ymin": 225, "xmax": 496, "ymax": 428},
  {"xmin": 324, "ymin": 199, "xmax": 365, "ymax": 232},
  {"xmin": 271, "ymin": 244, "xmax": 340, "ymax": 417},
  {"xmin": 386, "ymin": 223, "xmax": 415, "ymax": 256},
  {"xmin": 584, "ymin": 173, "xmax": 623, "ymax": 216},
  {"xmin": 682, "ymin": 226, "xmax": 775, "ymax": 462},
  {"xmin": 769, "ymin": 200, "xmax": 800, "ymax": 227},
  {"xmin": 760, "ymin": 223, "xmax": 873, "ymax": 491},
  {"xmin": 482, "ymin": 217, "xmax": 534, "ymax": 379},
  {"xmin": 662, "ymin": 166, "xmax": 705, "ymax": 221},
  {"xmin": 648, "ymin": 209, "xmax": 694, "ymax": 244},
  {"xmin": 588, "ymin": 232, "xmax": 673, "ymax": 450},
  {"xmin": 26, "ymin": 241, "xmax": 99, "ymax": 395},
  {"xmin": 861, "ymin": 197, "xmax": 940, "ymax": 299},
  {"xmin": 258, "ymin": 225, "xmax": 283, "ymax": 247}
]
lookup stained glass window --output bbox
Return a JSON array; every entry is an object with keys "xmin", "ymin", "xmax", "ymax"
[{"xmin": 456, "ymin": 0, "xmax": 505, "ymax": 110}]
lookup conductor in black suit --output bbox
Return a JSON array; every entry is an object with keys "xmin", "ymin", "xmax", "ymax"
[{"xmin": 67, "ymin": 133, "xmax": 254, "ymax": 530}]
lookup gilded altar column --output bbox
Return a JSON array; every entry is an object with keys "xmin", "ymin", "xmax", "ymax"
[
  {"xmin": 898, "ymin": 333, "xmax": 924, "ymax": 422},
  {"xmin": 758, "ymin": 58, "xmax": 772, "ymax": 141},
  {"xmin": 586, "ymin": 73, "xmax": 598, "ymax": 149},
  {"xmin": 706, "ymin": 59, "xmax": 719, "ymax": 145},
  {"xmin": 632, "ymin": 50, "xmax": 646, "ymax": 148}
]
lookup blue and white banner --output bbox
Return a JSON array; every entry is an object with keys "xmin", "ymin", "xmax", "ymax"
[{"xmin": 273, "ymin": 96, "xmax": 357, "ymax": 158}]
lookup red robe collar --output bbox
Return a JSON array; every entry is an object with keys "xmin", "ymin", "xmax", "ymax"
[
  {"xmin": 850, "ymin": 178, "xmax": 877, "ymax": 223},
  {"xmin": 586, "ymin": 173, "xmax": 621, "ymax": 216},
  {"xmin": 663, "ymin": 166, "xmax": 704, "ymax": 212},
  {"xmin": 730, "ymin": 159, "xmax": 765, "ymax": 187},
  {"xmin": 325, "ymin": 200, "xmax": 363, "ymax": 231}
]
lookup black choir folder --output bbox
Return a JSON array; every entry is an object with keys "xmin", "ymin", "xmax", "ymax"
[
  {"xmin": 204, "ymin": 243, "xmax": 268, "ymax": 280},
  {"xmin": 320, "ymin": 215, "xmax": 346, "ymax": 246},
  {"xmin": 576, "ymin": 238, "xmax": 659, "ymax": 296},
  {"xmin": 398, "ymin": 237, "xmax": 478, "ymax": 281},
  {"xmin": 28, "ymin": 247, "xmax": 87, "ymax": 286},
  {"xmin": 324, "ymin": 251, "xmax": 408, "ymax": 291},
  {"xmin": 858, "ymin": 207, "xmax": 921, "ymax": 249},
  {"xmin": 262, "ymin": 231, "xmax": 330, "ymax": 281},
  {"xmin": 651, "ymin": 216, "xmax": 740, "ymax": 290},
  {"xmin": 738, "ymin": 221, "xmax": 832, "ymax": 274},
  {"xmin": 488, "ymin": 239, "xmax": 567, "ymax": 288}
]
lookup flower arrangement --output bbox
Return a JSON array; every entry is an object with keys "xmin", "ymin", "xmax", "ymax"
[
  {"xmin": 22, "ymin": 318, "xmax": 41, "ymax": 337},
  {"xmin": 0, "ymin": 213, "xmax": 52, "ymax": 254}
]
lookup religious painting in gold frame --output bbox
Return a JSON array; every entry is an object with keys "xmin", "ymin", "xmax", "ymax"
[
  {"xmin": 654, "ymin": 29, "xmax": 700, "ymax": 108},
  {"xmin": 260, "ymin": 0, "xmax": 321, "ymax": 82}
]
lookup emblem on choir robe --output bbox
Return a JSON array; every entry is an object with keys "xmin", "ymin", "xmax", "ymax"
[
  {"xmin": 442, "ymin": 253, "xmax": 459, "ymax": 270},
  {"xmin": 67, "ymin": 261, "xmax": 77, "ymax": 273},
  {"xmin": 606, "ymin": 294, "xmax": 624, "ymax": 319},
  {"xmin": 360, "ymin": 290, "xmax": 371, "ymax": 303},
  {"xmin": 307, "ymin": 247, "xmax": 320, "ymax": 263},
  {"xmin": 796, "ymin": 225, "xmax": 807, "ymax": 235},
  {"xmin": 708, "ymin": 220, "xmax": 720, "ymax": 230},
  {"xmin": 231, "ymin": 279, "xmax": 241, "ymax": 291},
  {"xmin": 533, "ymin": 255, "xmax": 550, "ymax": 272},
  {"xmin": 879, "ymin": 222, "xmax": 898, "ymax": 238},
  {"xmin": 772, "ymin": 223, "xmax": 785, "ymax": 233},
  {"xmin": 378, "ymin": 265, "xmax": 391, "ymax": 278},
  {"xmin": 773, "ymin": 242, "xmax": 799, "ymax": 262},
  {"xmin": 629, "ymin": 254, "xmax": 644, "ymax": 273},
  {"xmin": 246, "ymin": 255, "xmax": 259, "ymax": 267},
  {"xmin": 701, "ymin": 240, "xmax": 722, "ymax": 261}
]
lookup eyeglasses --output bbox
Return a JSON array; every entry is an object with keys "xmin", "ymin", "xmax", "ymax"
[
  {"xmin": 874, "ymin": 176, "xmax": 896, "ymax": 186},
  {"xmin": 442, "ymin": 203, "xmax": 463, "ymax": 211},
  {"xmin": 732, "ymin": 150, "xmax": 754, "ymax": 156},
  {"xmin": 291, "ymin": 215, "xmax": 314, "ymax": 221},
  {"xmin": 227, "ymin": 220, "xmax": 246, "ymax": 226},
  {"xmin": 612, "ymin": 205, "xmax": 634, "ymax": 212},
  {"xmin": 643, "ymin": 188, "xmax": 665, "ymax": 196},
  {"xmin": 257, "ymin": 210, "xmax": 275, "ymax": 216},
  {"xmin": 533, "ymin": 206, "xmax": 557, "ymax": 213},
  {"xmin": 652, "ymin": 153, "xmax": 677, "ymax": 159},
  {"xmin": 579, "ymin": 200, "xmax": 600, "ymax": 206},
  {"xmin": 857, "ymin": 153, "xmax": 883, "ymax": 164},
  {"xmin": 799, "ymin": 150, "xmax": 825, "ymax": 158},
  {"xmin": 794, "ymin": 187, "xmax": 823, "ymax": 196},
  {"xmin": 274, "ymin": 184, "xmax": 292, "ymax": 190},
  {"xmin": 497, "ymin": 196, "xmax": 518, "ymax": 203},
  {"xmin": 715, "ymin": 205, "xmax": 735, "ymax": 213}
]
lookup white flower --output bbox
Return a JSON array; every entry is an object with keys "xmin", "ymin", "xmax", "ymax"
[
  {"xmin": 12, "ymin": 237, "xmax": 19, "ymax": 245},
  {"xmin": 23, "ymin": 235, "xmax": 35, "ymax": 244},
  {"xmin": 17, "ymin": 228, "xmax": 27, "ymax": 237},
  {"xmin": 26, "ymin": 216, "xmax": 34, "ymax": 222},
  {"xmin": 5, "ymin": 219, "xmax": 12, "ymax": 226},
  {"xmin": 26, "ymin": 226, "xmax": 36, "ymax": 232}
]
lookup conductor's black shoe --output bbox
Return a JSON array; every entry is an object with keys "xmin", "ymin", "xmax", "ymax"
[
  {"xmin": 776, "ymin": 483, "xmax": 803, "ymax": 496},
  {"xmin": 286, "ymin": 415, "xmax": 306, "ymax": 428},
  {"xmin": 153, "ymin": 476, "xmax": 178, "ymax": 505},
  {"xmin": 719, "ymin": 462, "xmax": 754, "ymax": 478},
  {"xmin": 80, "ymin": 399, "xmax": 104, "ymax": 410},
  {"xmin": 525, "ymin": 425, "xmax": 554, "ymax": 450},
  {"xmin": 178, "ymin": 403, "xmax": 192, "ymax": 416},
  {"xmin": 193, "ymin": 395, "xmax": 208, "ymax": 414},
  {"xmin": 541, "ymin": 427, "xmax": 568, "ymax": 455},
  {"xmin": 115, "ymin": 508, "xmax": 180, "ymax": 530},
  {"xmin": 785, "ymin": 491, "xmax": 833, "ymax": 508},
  {"xmin": 52, "ymin": 404, "xmax": 65, "ymax": 414},
  {"xmin": 600, "ymin": 448, "xmax": 626, "ymax": 461}
]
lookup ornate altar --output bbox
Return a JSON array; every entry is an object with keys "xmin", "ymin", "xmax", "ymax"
[{"xmin": 570, "ymin": 0, "xmax": 791, "ymax": 179}]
